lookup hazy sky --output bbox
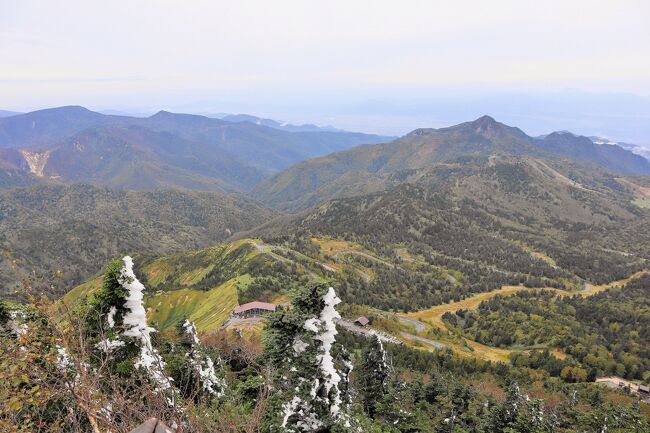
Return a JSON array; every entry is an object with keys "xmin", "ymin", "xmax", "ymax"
[{"xmin": 2, "ymin": 0, "xmax": 650, "ymax": 140}]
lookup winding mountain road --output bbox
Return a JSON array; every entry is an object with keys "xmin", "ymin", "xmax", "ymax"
[
  {"xmin": 397, "ymin": 271, "xmax": 649, "ymax": 361},
  {"xmin": 336, "ymin": 318, "xmax": 402, "ymax": 345}
]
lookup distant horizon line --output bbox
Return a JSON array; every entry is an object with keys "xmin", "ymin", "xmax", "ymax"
[{"xmin": 1, "ymin": 104, "xmax": 649, "ymax": 147}]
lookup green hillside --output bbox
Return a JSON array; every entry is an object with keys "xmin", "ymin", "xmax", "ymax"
[
  {"xmin": 63, "ymin": 237, "xmax": 389, "ymax": 332},
  {"xmin": 63, "ymin": 239, "xmax": 309, "ymax": 332},
  {"xmin": 63, "ymin": 235, "xmax": 649, "ymax": 380},
  {"xmin": 251, "ymin": 158, "xmax": 650, "ymax": 299},
  {"xmin": 0, "ymin": 185, "xmax": 279, "ymax": 297}
]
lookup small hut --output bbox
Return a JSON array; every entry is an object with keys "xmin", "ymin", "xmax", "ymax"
[
  {"xmin": 354, "ymin": 316, "xmax": 370, "ymax": 327},
  {"xmin": 232, "ymin": 301, "xmax": 277, "ymax": 318}
]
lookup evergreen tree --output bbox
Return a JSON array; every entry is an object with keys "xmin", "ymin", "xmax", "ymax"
[
  {"xmin": 177, "ymin": 319, "xmax": 226, "ymax": 401},
  {"xmin": 358, "ymin": 333, "xmax": 391, "ymax": 416},
  {"xmin": 374, "ymin": 378, "xmax": 424, "ymax": 432},
  {"xmin": 422, "ymin": 372, "xmax": 446, "ymax": 405},
  {"xmin": 86, "ymin": 256, "xmax": 174, "ymax": 396},
  {"xmin": 487, "ymin": 381, "xmax": 521, "ymax": 431},
  {"xmin": 510, "ymin": 398, "xmax": 549, "ymax": 433},
  {"xmin": 264, "ymin": 283, "xmax": 353, "ymax": 432},
  {"xmin": 86, "ymin": 258, "xmax": 128, "ymax": 338}
]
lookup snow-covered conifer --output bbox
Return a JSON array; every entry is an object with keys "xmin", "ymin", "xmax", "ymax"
[
  {"xmin": 265, "ymin": 283, "xmax": 353, "ymax": 432},
  {"xmin": 88, "ymin": 256, "xmax": 174, "ymax": 398},
  {"xmin": 180, "ymin": 319, "xmax": 226, "ymax": 398}
]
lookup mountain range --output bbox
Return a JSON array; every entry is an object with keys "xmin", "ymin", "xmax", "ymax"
[
  {"xmin": 590, "ymin": 135, "xmax": 650, "ymax": 162},
  {"xmin": 3, "ymin": 107, "xmax": 650, "ymax": 430},
  {"xmin": 219, "ymin": 113, "xmax": 345, "ymax": 132},
  {"xmin": 252, "ymin": 115, "xmax": 650, "ymax": 211},
  {"xmin": 0, "ymin": 106, "xmax": 391, "ymax": 192},
  {"xmin": 1, "ymin": 110, "xmax": 649, "ymax": 302}
]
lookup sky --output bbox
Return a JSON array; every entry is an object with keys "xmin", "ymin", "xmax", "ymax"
[{"xmin": 2, "ymin": 0, "xmax": 650, "ymax": 142}]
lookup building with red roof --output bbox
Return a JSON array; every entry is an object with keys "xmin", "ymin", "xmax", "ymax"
[
  {"xmin": 232, "ymin": 301, "xmax": 277, "ymax": 318},
  {"xmin": 354, "ymin": 316, "xmax": 370, "ymax": 326}
]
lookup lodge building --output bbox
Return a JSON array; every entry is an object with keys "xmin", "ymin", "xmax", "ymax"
[{"xmin": 232, "ymin": 301, "xmax": 277, "ymax": 318}]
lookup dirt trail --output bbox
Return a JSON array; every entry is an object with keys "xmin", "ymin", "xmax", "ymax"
[
  {"xmin": 529, "ymin": 158, "xmax": 595, "ymax": 192},
  {"xmin": 254, "ymin": 239, "xmax": 375, "ymax": 281},
  {"xmin": 579, "ymin": 270, "xmax": 647, "ymax": 296},
  {"xmin": 350, "ymin": 267, "xmax": 372, "ymax": 283},
  {"xmin": 405, "ymin": 286, "xmax": 558, "ymax": 329},
  {"xmin": 406, "ymin": 271, "xmax": 648, "ymax": 328},
  {"xmin": 252, "ymin": 241, "xmax": 328, "ymax": 277},
  {"xmin": 336, "ymin": 250, "xmax": 396, "ymax": 269}
]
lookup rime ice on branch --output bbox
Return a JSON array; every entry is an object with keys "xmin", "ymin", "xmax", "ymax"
[
  {"xmin": 277, "ymin": 285, "xmax": 353, "ymax": 432},
  {"xmin": 119, "ymin": 256, "xmax": 175, "ymax": 394},
  {"xmin": 182, "ymin": 319, "xmax": 226, "ymax": 397}
]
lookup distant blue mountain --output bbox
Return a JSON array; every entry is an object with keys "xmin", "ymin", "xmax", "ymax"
[
  {"xmin": 0, "ymin": 106, "xmax": 393, "ymax": 191},
  {"xmin": 589, "ymin": 136, "xmax": 650, "ymax": 162},
  {"xmin": 0, "ymin": 110, "xmax": 22, "ymax": 118},
  {"xmin": 219, "ymin": 113, "xmax": 346, "ymax": 133}
]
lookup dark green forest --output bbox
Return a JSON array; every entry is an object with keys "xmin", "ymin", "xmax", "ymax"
[{"xmin": 444, "ymin": 274, "xmax": 650, "ymax": 384}]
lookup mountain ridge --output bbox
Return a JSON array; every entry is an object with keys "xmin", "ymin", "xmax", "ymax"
[
  {"xmin": 253, "ymin": 115, "xmax": 650, "ymax": 211},
  {"xmin": 0, "ymin": 106, "xmax": 391, "ymax": 191},
  {"xmin": 32, "ymin": 124, "xmax": 265, "ymax": 192},
  {"xmin": 0, "ymin": 110, "xmax": 22, "ymax": 118},
  {"xmin": 219, "ymin": 113, "xmax": 347, "ymax": 133}
]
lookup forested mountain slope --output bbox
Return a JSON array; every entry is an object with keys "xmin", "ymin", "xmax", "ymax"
[
  {"xmin": 444, "ymin": 273, "xmax": 650, "ymax": 383},
  {"xmin": 253, "ymin": 116, "xmax": 650, "ymax": 211},
  {"xmin": 248, "ymin": 156, "xmax": 650, "ymax": 306},
  {"xmin": 0, "ymin": 184, "xmax": 278, "ymax": 297},
  {"xmin": 21, "ymin": 125, "xmax": 265, "ymax": 192}
]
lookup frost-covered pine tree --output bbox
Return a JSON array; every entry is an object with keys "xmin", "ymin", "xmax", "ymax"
[
  {"xmin": 177, "ymin": 319, "xmax": 226, "ymax": 400},
  {"xmin": 512, "ymin": 397, "xmax": 548, "ymax": 433},
  {"xmin": 358, "ymin": 333, "xmax": 391, "ymax": 416},
  {"xmin": 87, "ymin": 256, "xmax": 174, "ymax": 397},
  {"xmin": 264, "ymin": 283, "xmax": 353, "ymax": 432}
]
